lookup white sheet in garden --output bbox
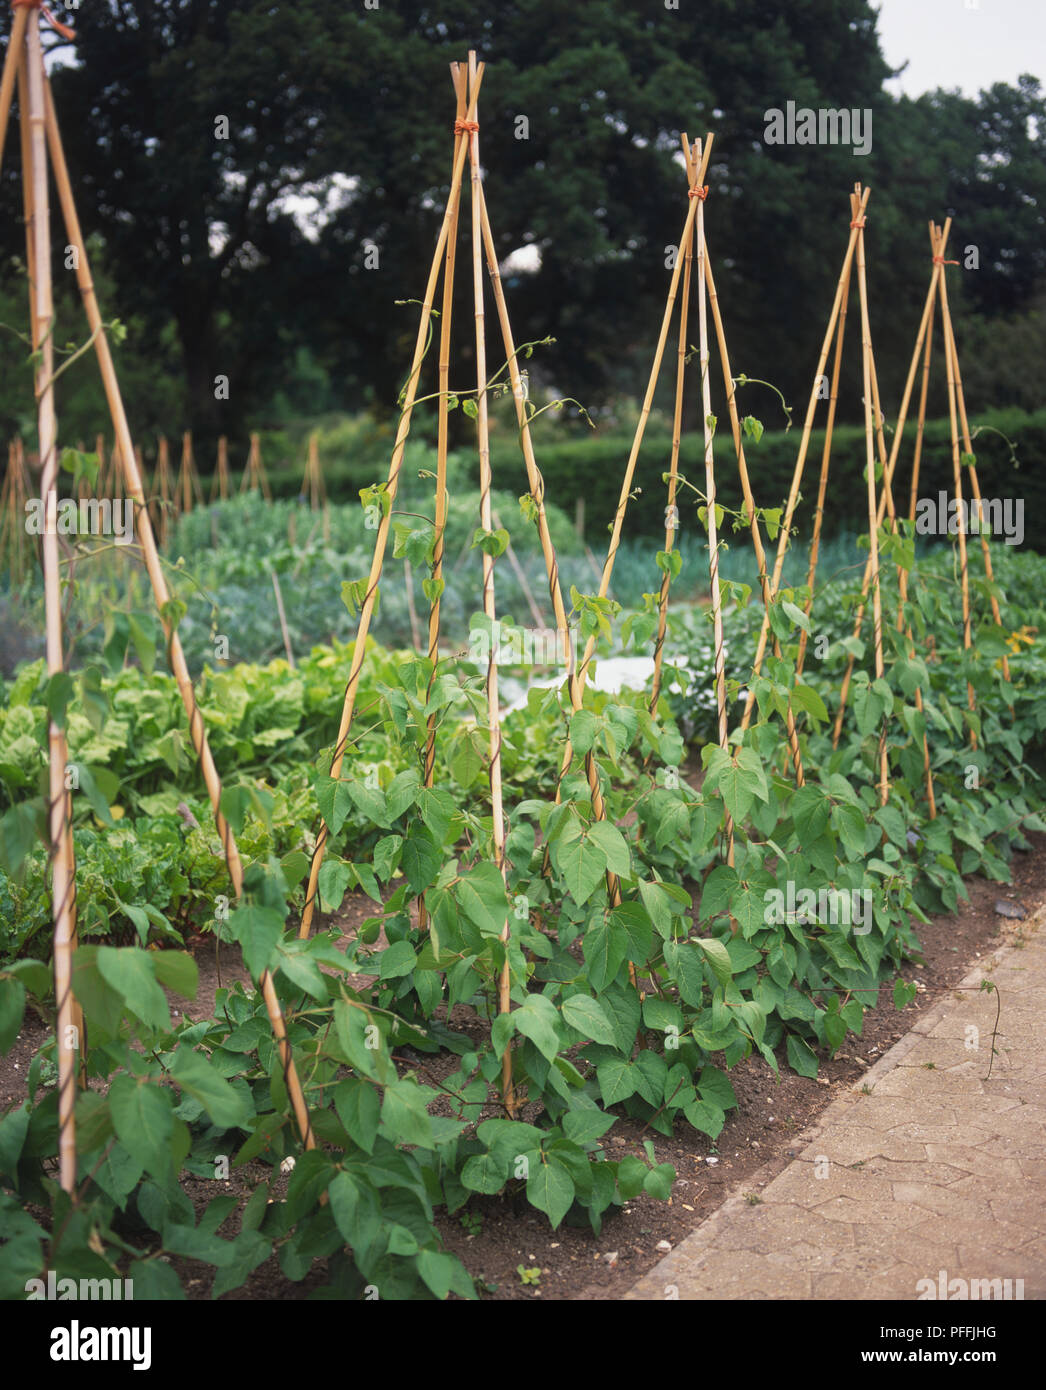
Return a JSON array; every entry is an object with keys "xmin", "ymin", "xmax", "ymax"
[{"xmin": 500, "ymin": 655, "xmax": 694, "ymax": 715}]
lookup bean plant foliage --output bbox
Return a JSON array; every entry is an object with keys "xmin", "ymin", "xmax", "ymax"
[{"xmin": 1, "ymin": 441, "xmax": 1045, "ymax": 1300}]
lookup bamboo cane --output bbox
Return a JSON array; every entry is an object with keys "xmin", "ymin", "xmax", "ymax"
[
  {"xmin": 744, "ymin": 186, "xmax": 870, "ymax": 723},
  {"xmin": 421, "ymin": 64, "xmax": 465, "ymax": 699},
  {"xmin": 934, "ymin": 225, "xmax": 976, "ymax": 741},
  {"xmin": 299, "ymin": 65, "xmax": 484, "ymax": 938},
  {"xmin": 417, "ymin": 63, "xmax": 467, "ymax": 937},
  {"xmin": 303, "ymin": 430, "xmax": 327, "ymax": 529},
  {"xmin": 909, "ymin": 298, "xmax": 934, "ymax": 525},
  {"xmin": 937, "ymin": 228, "xmax": 1010, "ymax": 685},
  {"xmin": 649, "ymin": 134, "xmax": 697, "ymax": 718},
  {"xmin": 241, "ymin": 434, "xmax": 257, "ymax": 494},
  {"xmin": 702, "ymin": 241, "xmax": 805, "ymax": 785},
  {"xmin": 43, "ymin": 69, "xmax": 315, "ymax": 1152},
  {"xmin": 304, "ymin": 433, "xmax": 315, "ymax": 508},
  {"xmin": 13, "ymin": 437, "xmax": 28, "ymax": 584},
  {"xmin": 549, "ymin": 137, "xmax": 715, "ymax": 799},
  {"xmin": 180, "ymin": 432, "xmax": 191, "ymax": 514},
  {"xmin": 796, "ymin": 259, "xmax": 851, "ymax": 678},
  {"xmin": 25, "ymin": 16, "xmax": 78, "ymax": 1193},
  {"xmin": 93, "ymin": 431, "xmax": 107, "ymax": 498},
  {"xmin": 20, "ymin": 46, "xmax": 85, "ymax": 1090},
  {"xmin": 314, "ymin": 432, "xmax": 331, "ymax": 543},
  {"xmin": 268, "ymin": 562, "xmax": 295, "ymax": 667},
  {"xmin": 894, "ymin": 331, "xmax": 931, "ymax": 616},
  {"xmin": 74, "ymin": 438, "xmax": 88, "ymax": 502},
  {"xmin": 475, "ymin": 170, "xmax": 634, "ymax": 968},
  {"xmin": 694, "ymin": 141, "xmax": 733, "ymax": 865},
  {"xmin": 110, "ymin": 439, "xmax": 123, "ymax": 502},
  {"xmin": 833, "ymin": 218, "xmax": 950, "ymax": 735},
  {"xmin": 1, "ymin": 106, "xmax": 32, "ymax": 592},
  {"xmin": 0, "ymin": 1, "xmax": 28, "ymax": 181},
  {"xmin": 850, "ymin": 188, "xmax": 889, "ymax": 804},
  {"xmin": 463, "ymin": 53, "xmax": 516, "ymax": 1116},
  {"xmin": 17, "ymin": 52, "xmax": 36, "ymax": 328},
  {"xmin": 305, "ymin": 431, "xmax": 328, "ymax": 515},
  {"xmin": 836, "ymin": 217, "xmax": 952, "ymax": 707},
  {"xmin": 242, "ymin": 432, "xmax": 272, "ymax": 501},
  {"xmin": 241, "ymin": 434, "xmax": 256, "ymax": 494},
  {"xmin": 891, "ymin": 221, "xmax": 950, "ymax": 619},
  {"xmin": 868, "ymin": 311, "xmax": 936, "ymax": 817},
  {"xmin": 255, "ymin": 433, "xmax": 268, "ymax": 499},
  {"xmin": 212, "ymin": 435, "xmax": 230, "ymax": 502},
  {"xmin": 316, "ymin": 439, "xmax": 327, "ymax": 542},
  {"xmin": 177, "ymin": 430, "xmax": 201, "ymax": 514},
  {"xmin": 155, "ymin": 434, "xmax": 171, "ymax": 548}
]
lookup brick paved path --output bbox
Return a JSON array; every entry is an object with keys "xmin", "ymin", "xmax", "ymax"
[{"xmin": 625, "ymin": 909, "xmax": 1045, "ymax": 1301}]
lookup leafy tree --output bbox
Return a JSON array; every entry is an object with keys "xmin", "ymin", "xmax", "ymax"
[{"xmin": 0, "ymin": 1, "xmax": 1041, "ymax": 440}]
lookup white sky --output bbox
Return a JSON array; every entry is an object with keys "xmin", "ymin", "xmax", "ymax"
[{"xmin": 875, "ymin": 0, "xmax": 1046, "ymax": 98}]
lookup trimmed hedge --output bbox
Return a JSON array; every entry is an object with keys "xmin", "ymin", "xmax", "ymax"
[
  {"xmin": 145, "ymin": 406, "xmax": 1041, "ymax": 551},
  {"xmin": 481, "ymin": 406, "xmax": 1044, "ymax": 548}
]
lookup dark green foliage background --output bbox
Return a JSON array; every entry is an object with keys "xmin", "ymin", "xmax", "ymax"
[{"xmin": 0, "ymin": 1, "xmax": 1042, "ymax": 447}]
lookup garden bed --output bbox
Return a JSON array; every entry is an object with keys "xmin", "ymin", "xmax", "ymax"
[{"xmin": 5, "ymin": 837, "xmax": 1038, "ymax": 1300}]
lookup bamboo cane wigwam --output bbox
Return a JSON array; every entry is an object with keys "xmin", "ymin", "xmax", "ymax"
[
  {"xmin": 738, "ymin": 183, "xmax": 941, "ymax": 813},
  {"xmin": 175, "ymin": 430, "xmax": 203, "ymax": 516},
  {"xmin": 211, "ymin": 435, "xmax": 230, "ymax": 502},
  {"xmin": 825, "ymin": 210, "xmax": 1010, "ymax": 796},
  {"xmin": 297, "ymin": 52, "xmax": 659, "ymax": 1099},
  {"xmin": 0, "ymin": 9, "xmax": 319, "ymax": 1164},
  {"xmin": 296, "ymin": 53, "xmax": 555, "ymax": 1104},
  {"xmin": 298, "ymin": 63, "xmax": 483, "ymax": 939}
]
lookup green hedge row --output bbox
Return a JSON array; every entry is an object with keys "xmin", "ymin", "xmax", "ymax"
[
  {"xmin": 480, "ymin": 406, "xmax": 1043, "ymax": 548},
  {"xmin": 109, "ymin": 405, "xmax": 1039, "ymax": 551}
]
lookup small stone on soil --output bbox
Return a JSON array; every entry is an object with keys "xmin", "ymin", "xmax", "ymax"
[{"xmin": 994, "ymin": 899, "xmax": 1026, "ymax": 919}]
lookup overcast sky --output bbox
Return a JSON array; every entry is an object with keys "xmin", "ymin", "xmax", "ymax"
[{"xmin": 875, "ymin": 0, "xmax": 1045, "ymax": 98}]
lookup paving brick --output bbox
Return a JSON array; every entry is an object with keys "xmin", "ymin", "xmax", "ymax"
[{"xmin": 626, "ymin": 924, "xmax": 1046, "ymax": 1301}]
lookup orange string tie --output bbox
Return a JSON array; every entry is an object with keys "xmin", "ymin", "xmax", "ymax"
[
  {"xmin": 11, "ymin": 0, "xmax": 76, "ymax": 41},
  {"xmin": 850, "ymin": 217, "xmax": 866, "ymax": 229},
  {"xmin": 689, "ymin": 185, "xmax": 709, "ymax": 200},
  {"xmin": 933, "ymin": 256, "xmax": 959, "ymax": 265},
  {"xmin": 454, "ymin": 119, "xmax": 479, "ymax": 135}
]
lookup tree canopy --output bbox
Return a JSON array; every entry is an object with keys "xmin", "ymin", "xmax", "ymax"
[{"xmin": 0, "ymin": 0, "xmax": 1041, "ymax": 442}]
